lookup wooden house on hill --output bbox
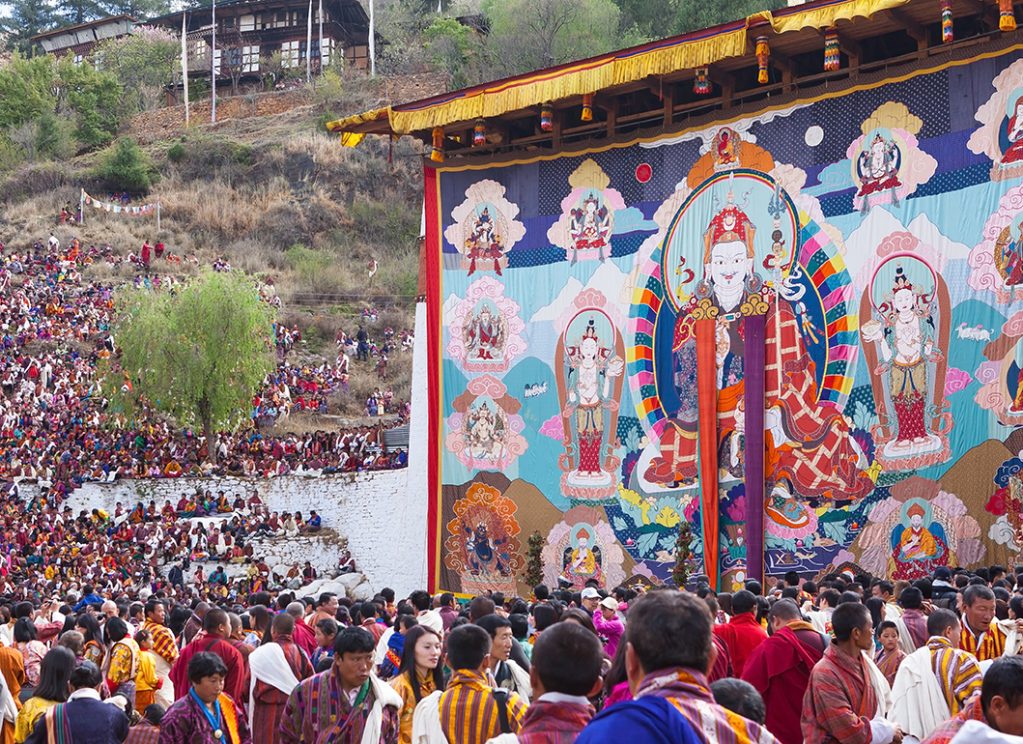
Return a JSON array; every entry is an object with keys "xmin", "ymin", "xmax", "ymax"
[
  {"xmin": 149, "ymin": 0, "xmax": 371, "ymax": 87},
  {"xmin": 31, "ymin": 15, "xmax": 136, "ymax": 64}
]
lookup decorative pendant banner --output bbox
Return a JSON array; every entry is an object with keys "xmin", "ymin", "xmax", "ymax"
[{"xmin": 82, "ymin": 190, "xmax": 158, "ymax": 216}]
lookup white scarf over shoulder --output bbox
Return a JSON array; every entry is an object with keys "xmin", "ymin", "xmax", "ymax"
[
  {"xmin": 411, "ymin": 690, "xmax": 449, "ymax": 744},
  {"xmin": 247, "ymin": 642, "xmax": 302, "ymax": 721},
  {"xmin": 363, "ymin": 674, "xmax": 403, "ymax": 744},
  {"xmin": 887, "ymin": 646, "xmax": 950, "ymax": 740}
]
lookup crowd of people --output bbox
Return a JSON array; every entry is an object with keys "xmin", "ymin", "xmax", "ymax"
[
  {"xmin": 0, "ymin": 480, "xmax": 363, "ymax": 608},
  {"xmin": 0, "ymin": 235, "xmax": 409, "ymax": 497},
  {"xmin": 0, "ymin": 564, "xmax": 1017, "ymax": 743},
  {"xmin": 253, "ymin": 363, "xmax": 343, "ymax": 424}
]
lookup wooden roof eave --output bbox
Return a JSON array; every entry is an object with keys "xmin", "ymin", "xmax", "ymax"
[{"xmin": 327, "ymin": 0, "xmax": 1007, "ymax": 143}]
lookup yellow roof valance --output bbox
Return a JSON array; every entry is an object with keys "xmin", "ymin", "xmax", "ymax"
[{"xmin": 327, "ymin": 0, "xmax": 912, "ymax": 136}]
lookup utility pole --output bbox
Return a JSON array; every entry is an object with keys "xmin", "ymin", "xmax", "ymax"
[
  {"xmin": 368, "ymin": 0, "xmax": 375, "ymax": 76},
  {"xmin": 182, "ymin": 11, "xmax": 189, "ymax": 126},
  {"xmin": 211, "ymin": 0, "xmax": 217, "ymax": 123},
  {"xmin": 306, "ymin": 0, "xmax": 312, "ymax": 82}
]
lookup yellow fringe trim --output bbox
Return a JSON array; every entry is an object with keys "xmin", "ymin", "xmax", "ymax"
[
  {"xmin": 325, "ymin": 108, "xmax": 388, "ymax": 132},
  {"xmin": 327, "ymin": 0, "xmax": 916, "ymax": 136},
  {"xmin": 765, "ymin": 0, "xmax": 912, "ymax": 34}
]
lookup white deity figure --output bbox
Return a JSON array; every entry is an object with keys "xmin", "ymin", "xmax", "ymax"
[
  {"xmin": 856, "ymin": 133, "xmax": 902, "ymax": 210},
  {"xmin": 564, "ymin": 319, "xmax": 624, "ymax": 487},
  {"xmin": 465, "ymin": 402, "xmax": 506, "ymax": 461},
  {"xmin": 861, "ymin": 265, "xmax": 943, "ymax": 459},
  {"xmin": 568, "ymin": 195, "xmax": 612, "ymax": 264}
]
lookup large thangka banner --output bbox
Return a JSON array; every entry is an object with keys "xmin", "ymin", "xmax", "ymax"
[{"xmin": 425, "ymin": 41, "xmax": 1023, "ymax": 595}]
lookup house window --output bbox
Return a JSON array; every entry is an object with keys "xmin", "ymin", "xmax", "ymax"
[
  {"xmin": 213, "ymin": 47, "xmax": 222, "ymax": 75},
  {"xmin": 242, "ymin": 45, "xmax": 260, "ymax": 72},
  {"xmin": 223, "ymin": 16, "xmax": 235, "ymax": 29},
  {"xmin": 73, "ymin": 54, "xmax": 84, "ymax": 66},
  {"xmin": 191, "ymin": 39, "xmax": 207, "ymax": 62},
  {"xmin": 280, "ymin": 40, "xmax": 300, "ymax": 68},
  {"xmin": 311, "ymin": 38, "xmax": 334, "ymax": 66},
  {"xmin": 239, "ymin": 14, "xmax": 255, "ymax": 32}
]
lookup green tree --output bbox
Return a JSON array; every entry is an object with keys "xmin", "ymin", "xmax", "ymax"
[
  {"xmin": 94, "ymin": 137, "xmax": 157, "ymax": 191},
  {"xmin": 56, "ymin": 0, "xmax": 108, "ymax": 25},
  {"xmin": 93, "ymin": 26, "xmax": 178, "ymax": 115},
  {"xmin": 0, "ymin": 55, "xmax": 57, "ymax": 131},
  {"xmin": 613, "ymin": 0, "xmax": 678, "ymax": 41},
  {"xmin": 102, "ymin": 0, "xmax": 173, "ymax": 18},
  {"xmin": 673, "ymin": 0, "xmax": 786, "ymax": 34},
  {"xmin": 56, "ymin": 57, "xmax": 121, "ymax": 148},
  {"xmin": 481, "ymin": 0, "xmax": 622, "ymax": 78},
  {"xmin": 0, "ymin": 54, "xmax": 122, "ymax": 154},
  {"xmin": 110, "ymin": 271, "xmax": 276, "ymax": 462},
  {"xmin": 422, "ymin": 16, "xmax": 476, "ymax": 88},
  {"xmin": 34, "ymin": 110, "xmax": 76, "ymax": 159},
  {"xmin": 0, "ymin": 0, "xmax": 60, "ymax": 54}
]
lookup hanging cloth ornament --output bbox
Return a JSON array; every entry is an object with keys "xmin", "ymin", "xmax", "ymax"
[
  {"xmin": 540, "ymin": 102, "xmax": 553, "ymax": 132},
  {"xmin": 823, "ymin": 28, "xmax": 840, "ymax": 71},
  {"xmin": 1001, "ymin": 0, "xmax": 1016, "ymax": 31},
  {"xmin": 472, "ymin": 119, "xmax": 486, "ymax": 147},
  {"xmin": 693, "ymin": 67, "xmax": 711, "ymax": 95},
  {"xmin": 430, "ymin": 127, "xmax": 445, "ymax": 162},
  {"xmin": 756, "ymin": 36, "xmax": 770, "ymax": 84},
  {"xmin": 581, "ymin": 93, "xmax": 594, "ymax": 122},
  {"xmin": 941, "ymin": 0, "xmax": 954, "ymax": 42}
]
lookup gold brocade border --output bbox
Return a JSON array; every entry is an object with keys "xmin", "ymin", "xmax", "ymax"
[{"xmin": 427, "ymin": 38, "xmax": 1023, "ymax": 173}]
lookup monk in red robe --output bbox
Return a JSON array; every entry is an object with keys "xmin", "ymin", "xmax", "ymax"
[
  {"xmin": 713, "ymin": 590, "xmax": 767, "ymax": 677},
  {"xmin": 743, "ymin": 599, "xmax": 825, "ymax": 744},
  {"xmin": 169, "ymin": 609, "xmax": 245, "ymax": 704}
]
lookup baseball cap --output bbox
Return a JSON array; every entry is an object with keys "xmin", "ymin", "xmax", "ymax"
[
  {"xmin": 599, "ymin": 596, "xmax": 618, "ymax": 611},
  {"xmin": 581, "ymin": 587, "xmax": 600, "ymax": 600}
]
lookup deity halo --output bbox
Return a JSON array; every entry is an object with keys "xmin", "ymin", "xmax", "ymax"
[{"xmin": 870, "ymin": 252, "xmax": 937, "ymax": 314}]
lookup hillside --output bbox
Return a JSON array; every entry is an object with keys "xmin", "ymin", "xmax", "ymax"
[{"xmin": 0, "ymin": 73, "xmax": 437, "ymax": 426}]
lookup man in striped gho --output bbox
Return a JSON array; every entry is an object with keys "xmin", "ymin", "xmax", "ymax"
[
  {"xmin": 922, "ymin": 656, "xmax": 1023, "ymax": 743},
  {"xmin": 959, "ymin": 585, "xmax": 1005, "ymax": 661},
  {"xmin": 888, "ymin": 608, "xmax": 982, "ymax": 741},
  {"xmin": 412, "ymin": 623, "xmax": 526, "ymax": 744},
  {"xmin": 142, "ymin": 600, "xmax": 178, "ymax": 708}
]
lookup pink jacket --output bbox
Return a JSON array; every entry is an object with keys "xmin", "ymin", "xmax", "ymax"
[{"xmin": 593, "ymin": 610, "xmax": 624, "ymax": 658}]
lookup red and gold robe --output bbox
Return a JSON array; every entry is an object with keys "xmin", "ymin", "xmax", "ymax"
[{"xmin": 647, "ymin": 287, "xmax": 872, "ymax": 503}]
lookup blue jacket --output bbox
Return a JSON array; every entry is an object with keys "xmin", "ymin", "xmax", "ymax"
[
  {"xmin": 72, "ymin": 593, "xmax": 104, "ymax": 612},
  {"xmin": 576, "ymin": 696, "xmax": 702, "ymax": 744},
  {"xmin": 26, "ymin": 694, "xmax": 130, "ymax": 744}
]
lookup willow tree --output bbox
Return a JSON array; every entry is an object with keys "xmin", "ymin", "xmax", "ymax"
[{"xmin": 112, "ymin": 270, "xmax": 275, "ymax": 462}]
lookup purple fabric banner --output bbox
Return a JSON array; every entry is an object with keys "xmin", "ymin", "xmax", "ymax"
[{"xmin": 744, "ymin": 311, "xmax": 766, "ymax": 584}]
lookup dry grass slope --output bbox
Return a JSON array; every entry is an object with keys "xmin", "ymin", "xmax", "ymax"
[{"xmin": 0, "ymin": 77, "xmax": 429, "ymax": 421}]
